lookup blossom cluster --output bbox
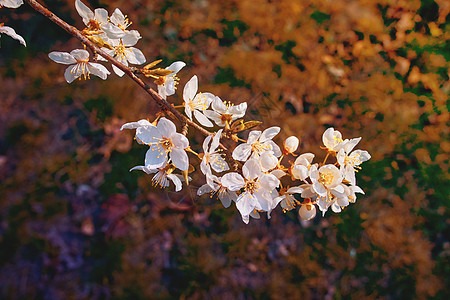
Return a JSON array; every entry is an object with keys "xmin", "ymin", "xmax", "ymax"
[
  {"xmin": 48, "ymin": 0, "xmax": 147, "ymax": 83},
  {"xmin": 2, "ymin": 0, "xmax": 371, "ymax": 224},
  {"xmin": 0, "ymin": 0, "xmax": 26, "ymax": 46}
]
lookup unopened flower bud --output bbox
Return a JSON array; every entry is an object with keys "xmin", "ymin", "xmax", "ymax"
[
  {"xmin": 283, "ymin": 136, "xmax": 299, "ymax": 154},
  {"xmin": 298, "ymin": 200, "xmax": 316, "ymax": 221}
]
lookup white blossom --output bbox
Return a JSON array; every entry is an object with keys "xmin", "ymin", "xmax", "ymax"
[
  {"xmin": 98, "ymin": 34, "xmax": 146, "ymax": 77},
  {"xmin": 107, "ymin": 8, "xmax": 141, "ymax": 40},
  {"xmin": 203, "ymin": 96, "xmax": 247, "ymax": 127},
  {"xmin": 183, "ymin": 75, "xmax": 214, "ymax": 127},
  {"xmin": 197, "ymin": 171, "xmax": 236, "ymax": 208},
  {"xmin": 283, "ymin": 136, "xmax": 299, "ymax": 154},
  {"xmin": 337, "ymin": 138, "xmax": 371, "ymax": 185},
  {"xmin": 310, "ymin": 164, "xmax": 344, "ymax": 199},
  {"xmin": 222, "ymin": 159, "xmax": 280, "ymax": 223},
  {"xmin": 48, "ymin": 49, "xmax": 110, "ymax": 83},
  {"xmin": 200, "ymin": 129, "xmax": 229, "ymax": 174},
  {"xmin": 157, "ymin": 61, "xmax": 185, "ymax": 100},
  {"xmin": 274, "ymin": 186, "xmax": 303, "ymax": 212},
  {"xmin": 298, "ymin": 199, "xmax": 317, "ymax": 221},
  {"xmin": 130, "ymin": 164, "xmax": 182, "ymax": 192},
  {"xmin": 322, "ymin": 127, "xmax": 344, "ymax": 152},
  {"xmin": 0, "ymin": 24, "xmax": 26, "ymax": 46},
  {"xmin": 232, "ymin": 127, "xmax": 282, "ymax": 162},
  {"xmin": 134, "ymin": 117, "xmax": 189, "ymax": 171}
]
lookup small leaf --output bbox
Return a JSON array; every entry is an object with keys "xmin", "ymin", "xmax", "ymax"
[
  {"xmin": 231, "ymin": 120, "xmax": 262, "ymax": 133},
  {"xmin": 143, "ymin": 59, "xmax": 162, "ymax": 70}
]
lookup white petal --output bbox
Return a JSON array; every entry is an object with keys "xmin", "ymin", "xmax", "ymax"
[
  {"xmin": 120, "ymin": 119, "xmax": 151, "ymax": 130},
  {"xmin": 167, "ymin": 61, "xmax": 186, "ymax": 74},
  {"xmin": 184, "ymin": 105, "xmax": 193, "ymax": 120},
  {"xmin": 287, "ymin": 186, "xmax": 303, "ymax": 194},
  {"xmin": 247, "ymin": 130, "xmax": 262, "ymax": 144},
  {"xmin": 0, "ymin": 26, "xmax": 26, "ymax": 46},
  {"xmin": 194, "ymin": 110, "xmax": 214, "ymax": 127},
  {"xmin": 313, "ymin": 182, "xmax": 327, "ymax": 197},
  {"xmin": 197, "ymin": 183, "xmax": 214, "ymax": 196},
  {"xmin": 156, "ymin": 117, "xmax": 176, "ymax": 138},
  {"xmin": 202, "ymin": 135, "xmax": 212, "ymax": 153},
  {"xmin": 221, "ymin": 173, "xmax": 245, "ymax": 191},
  {"xmin": 135, "ymin": 125, "xmax": 161, "ymax": 144},
  {"xmin": 232, "ymin": 143, "xmax": 252, "ymax": 161},
  {"xmin": 294, "ymin": 153, "xmax": 315, "ymax": 165},
  {"xmin": 242, "ymin": 158, "xmax": 262, "ymax": 180},
  {"xmin": 259, "ymin": 174, "xmax": 280, "ymax": 191},
  {"xmin": 183, "ymin": 75, "xmax": 198, "ymax": 102},
  {"xmin": 127, "ymin": 47, "xmax": 146, "ymax": 65},
  {"xmin": 299, "ymin": 205, "xmax": 316, "ymax": 221},
  {"xmin": 170, "ymin": 148, "xmax": 189, "ymax": 171},
  {"xmin": 211, "ymin": 96, "xmax": 227, "ymax": 113},
  {"xmin": 102, "ymin": 23, "xmax": 125, "ymax": 39},
  {"xmin": 203, "ymin": 110, "xmax": 222, "ymax": 125},
  {"xmin": 210, "ymin": 129, "xmax": 223, "ymax": 152},
  {"xmin": 229, "ymin": 102, "xmax": 247, "ymax": 117},
  {"xmin": 210, "ymin": 155, "xmax": 229, "ymax": 173},
  {"xmin": 75, "ymin": 0, "xmax": 94, "ymax": 24},
  {"xmin": 236, "ymin": 193, "xmax": 256, "ymax": 217},
  {"xmin": 1, "ymin": 0, "xmax": 24, "ymax": 8},
  {"xmin": 271, "ymin": 169, "xmax": 286, "ymax": 179},
  {"xmin": 259, "ymin": 152, "xmax": 278, "ymax": 172},
  {"xmin": 344, "ymin": 137, "xmax": 361, "ymax": 153},
  {"xmin": 167, "ymin": 174, "xmax": 183, "ymax": 192},
  {"xmin": 112, "ymin": 64, "xmax": 125, "ymax": 77},
  {"xmin": 70, "ymin": 49, "xmax": 89, "ymax": 61},
  {"xmin": 94, "ymin": 8, "xmax": 109, "ymax": 23},
  {"xmin": 64, "ymin": 65, "xmax": 80, "ymax": 83},
  {"xmin": 145, "ymin": 145, "xmax": 168, "ymax": 169},
  {"xmin": 171, "ymin": 133, "xmax": 189, "ymax": 149},
  {"xmin": 259, "ymin": 126, "xmax": 280, "ymax": 142},
  {"xmin": 48, "ymin": 51, "xmax": 76, "ymax": 65},
  {"xmin": 218, "ymin": 193, "xmax": 232, "ymax": 208},
  {"xmin": 87, "ymin": 63, "xmax": 110, "ymax": 80},
  {"xmin": 291, "ymin": 165, "xmax": 309, "ymax": 180}
]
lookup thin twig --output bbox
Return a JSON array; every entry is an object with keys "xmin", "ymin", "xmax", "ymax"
[{"xmin": 24, "ymin": 0, "xmax": 232, "ymax": 155}]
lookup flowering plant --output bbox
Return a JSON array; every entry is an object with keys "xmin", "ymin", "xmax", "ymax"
[{"xmin": 2, "ymin": 0, "xmax": 371, "ymax": 224}]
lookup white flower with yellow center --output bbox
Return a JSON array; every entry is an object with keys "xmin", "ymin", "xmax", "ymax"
[
  {"xmin": 197, "ymin": 171, "xmax": 237, "ymax": 208},
  {"xmin": 310, "ymin": 164, "xmax": 344, "ymax": 198},
  {"xmin": 232, "ymin": 127, "xmax": 282, "ymax": 162},
  {"xmin": 222, "ymin": 159, "xmax": 280, "ymax": 224},
  {"xmin": 203, "ymin": 96, "xmax": 247, "ymax": 127},
  {"xmin": 273, "ymin": 186, "xmax": 303, "ymax": 212},
  {"xmin": 0, "ymin": 0, "xmax": 23, "ymax": 8},
  {"xmin": 0, "ymin": 23, "xmax": 26, "ymax": 46},
  {"xmin": 157, "ymin": 61, "xmax": 185, "ymax": 100},
  {"xmin": 337, "ymin": 138, "xmax": 371, "ymax": 185},
  {"xmin": 183, "ymin": 75, "xmax": 214, "ymax": 127},
  {"xmin": 322, "ymin": 127, "xmax": 344, "ymax": 152},
  {"xmin": 48, "ymin": 49, "xmax": 110, "ymax": 83},
  {"xmin": 98, "ymin": 34, "xmax": 146, "ymax": 77},
  {"xmin": 75, "ymin": 0, "xmax": 110, "ymax": 34},
  {"xmin": 134, "ymin": 117, "xmax": 189, "ymax": 171},
  {"xmin": 200, "ymin": 129, "xmax": 229, "ymax": 175},
  {"xmin": 130, "ymin": 164, "xmax": 182, "ymax": 192},
  {"xmin": 107, "ymin": 8, "xmax": 141, "ymax": 40}
]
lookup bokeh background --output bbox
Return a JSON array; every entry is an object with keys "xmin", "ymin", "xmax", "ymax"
[{"xmin": 1, "ymin": 0, "xmax": 449, "ymax": 299}]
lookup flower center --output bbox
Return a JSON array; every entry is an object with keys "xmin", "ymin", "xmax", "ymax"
[
  {"xmin": 244, "ymin": 180, "xmax": 259, "ymax": 194},
  {"xmin": 251, "ymin": 141, "xmax": 270, "ymax": 155},
  {"xmin": 73, "ymin": 61, "xmax": 91, "ymax": 80},
  {"xmin": 87, "ymin": 19, "xmax": 102, "ymax": 31},
  {"xmin": 114, "ymin": 41, "xmax": 128, "ymax": 61},
  {"xmin": 319, "ymin": 171, "xmax": 335, "ymax": 186},
  {"xmin": 220, "ymin": 113, "xmax": 233, "ymax": 124},
  {"xmin": 160, "ymin": 137, "xmax": 174, "ymax": 151}
]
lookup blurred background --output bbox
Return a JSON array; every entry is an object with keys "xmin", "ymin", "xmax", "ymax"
[{"xmin": 0, "ymin": 0, "xmax": 448, "ymax": 298}]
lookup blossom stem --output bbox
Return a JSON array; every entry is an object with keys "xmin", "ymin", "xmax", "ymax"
[
  {"xmin": 23, "ymin": 0, "xmax": 233, "ymax": 156},
  {"xmin": 322, "ymin": 152, "xmax": 330, "ymax": 165}
]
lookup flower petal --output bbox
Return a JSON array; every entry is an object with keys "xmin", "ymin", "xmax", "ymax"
[
  {"xmin": 87, "ymin": 62, "xmax": 110, "ymax": 80},
  {"xmin": 183, "ymin": 75, "xmax": 198, "ymax": 102},
  {"xmin": 145, "ymin": 145, "xmax": 168, "ymax": 169},
  {"xmin": 170, "ymin": 148, "xmax": 189, "ymax": 171},
  {"xmin": 221, "ymin": 172, "xmax": 245, "ymax": 191},
  {"xmin": 167, "ymin": 174, "xmax": 183, "ymax": 192},
  {"xmin": 232, "ymin": 143, "xmax": 252, "ymax": 161},
  {"xmin": 259, "ymin": 126, "xmax": 280, "ymax": 143},
  {"xmin": 75, "ymin": 0, "xmax": 94, "ymax": 24},
  {"xmin": 211, "ymin": 96, "xmax": 227, "ymax": 114},
  {"xmin": 48, "ymin": 51, "xmax": 76, "ymax": 65},
  {"xmin": 64, "ymin": 65, "xmax": 80, "ymax": 83},
  {"xmin": 156, "ymin": 117, "xmax": 176, "ymax": 138},
  {"xmin": 167, "ymin": 61, "xmax": 186, "ymax": 74},
  {"xmin": 194, "ymin": 110, "xmax": 214, "ymax": 127},
  {"xmin": 120, "ymin": 119, "xmax": 151, "ymax": 130}
]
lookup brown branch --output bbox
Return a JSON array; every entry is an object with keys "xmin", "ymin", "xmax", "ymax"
[{"xmin": 23, "ymin": 0, "xmax": 232, "ymax": 155}]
